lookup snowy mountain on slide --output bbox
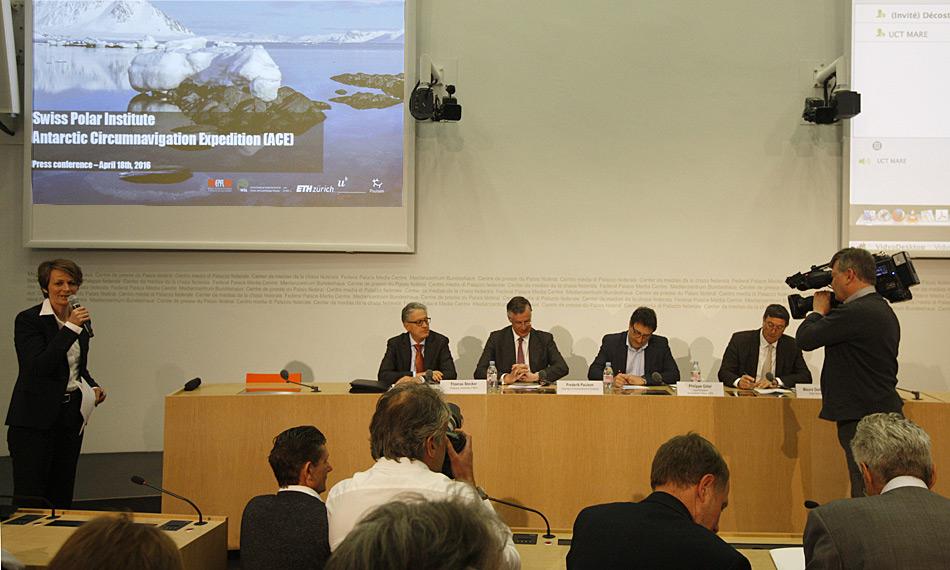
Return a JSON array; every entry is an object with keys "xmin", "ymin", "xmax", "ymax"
[{"xmin": 34, "ymin": 0, "xmax": 193, "ymax": 41}]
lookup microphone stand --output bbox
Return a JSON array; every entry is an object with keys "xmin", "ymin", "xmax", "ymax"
[
  {"xmin": 280, "ymin": 370, "xmax": 320, "ymax": 392},
  {"xmin": 895, "ymin": 386, "xmax": 921, "ymax": 401},
  {"xmin": 0, "ymin": 494, "xmax": 58, "ymax": 519},
  {"xmin": 486, "ymin": 495, "xmax": 555, "ymax": 539},
  {"xmin": 131, "ymin": 476, "xmax": 205, "ymax": 525}
]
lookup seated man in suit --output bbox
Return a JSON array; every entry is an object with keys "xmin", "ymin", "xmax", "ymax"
[
  {"xmin": 325, "ymin": 383, "xmax": 520, "ymax": 569},
  {"xmin": 804, "ymin": 413, "xmax": 950, "ymax": 569},
  {"xmin": 241, "ymin": 426, "xmax": 333, "ymax": 570},
  {"xmin": 377, "ymin": 302, "xmax": 457, "ymax": 387},
  {"xmin": 567, "ymin": 433, "xmax": 750, "ymax": 569},
  {"xmin": 717, "ymin": 304, "xmax": 811, "ymax": 389},
  {"xmin": 474, "ymin": 296, "xmax": 568, "ymax": 384},
  {"xmin": 588, "ymin": 306, "xmax": 680, "ymax": 385}
]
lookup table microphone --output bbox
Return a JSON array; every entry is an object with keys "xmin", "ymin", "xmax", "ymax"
[
  {"xmin": 130, "ymin": 475, "xmax": 205, "ymax": 525},
  {"xmin": 766, "ymin": 372, "xmax": 776, "ymax": 384},
  {"xmin": 183, "ymin": 377, "xmax": 201, "ymax": 392},
  {"xmin": 895, "ymin": 386, "xmax": 921, "ymax": 401},
  {"xmin": 478, "ymin": 489, "xmax": 555, "ymax": 539},
  {"xmin": 67, "ymin": 295, "xmax": 94, "ymax": 338},
  {"xmin": 280, "ymin": 369, "xmax": 320, "ymax": 392},
  {"xmin": 804, "ymin": 500, "xmax": 821, "ymax": 509},
  {"xmin": 0, "ymin": 494, "xmax": 59, "ymax": 519},
  {"xmin": 650, "ymin": 372, "xmax": 664, "ymax": 386}
]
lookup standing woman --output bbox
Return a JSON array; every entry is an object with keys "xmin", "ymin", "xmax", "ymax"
[{"xmin": 5, "ymin": 259, "xmax": 106, "ymax": 508}]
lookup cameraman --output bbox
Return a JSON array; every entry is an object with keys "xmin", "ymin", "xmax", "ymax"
[{"xmin": 796, "ymin": 247, "xmax": 902, "ymax": 498}]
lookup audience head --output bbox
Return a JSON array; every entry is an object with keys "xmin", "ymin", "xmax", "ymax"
[
  {"xmin": 628, "ymin": 306, "xmax": 657, "ymax": 349},
  {"xmin": 830, "ymin": 247, "xmax": 876, "ymax": 300},
  {"xmin": 650, "ymin": 433, "xmax": 730, "ymax": 533},
  {"xmin": 506, "ymin": 296, "xmax": 533, "ymax": 338},
  {"xmin": 852, "ymin": 412, "xmax": 934, "ymax": 495},
  {"xmin": 401, "ymin": 302, "xmax": 430, "ymax": 342},
  {"xmin": 370, "ymin": 383, "xmax": 451, "ymax": 472},
  {"xmin": 268, "ymin": 425, "xmax": 332, "ymax": 493},
  {"xmin": 761, "ymin": 304, "xmax": 790, "ymax": 344},
  {"xmin": 325, "ymin": 494, "xmax": 504, "ymax": 570},
  {"xmin": 47, "ymin": 514, "xmax": 183, "ymax": 570}
]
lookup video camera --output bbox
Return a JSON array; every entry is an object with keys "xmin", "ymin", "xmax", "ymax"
[{"xmin": 785, "ymin": 251, "xmax": 919, "ymax": 319}]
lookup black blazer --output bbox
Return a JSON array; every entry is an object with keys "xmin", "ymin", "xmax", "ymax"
[
  {"xmin": 796, "ymin": 292, "xmax": 902, "ymax": 421},
  {"xmin": 716, "ymin": 330, "xmax": 811, "ymax": 387},
  {"xmin": 473, "ymin": 326, "xmax": 568, "ymax": 382},
  {"xmin": 587, "ymin": 331, "xmax": 680, "ymax": 384},
  {"xmin": 567, "ymin": 492, "xmax": 751, "ymax": 570},
  {"xmin": 241, "ymin": 491, "xmax": 330, "ymax": 570},
  {"xmin": 6, "ymin": 303, "xmax": 98, "ymax": 430},
  {"xmin": 377, "ymin": 331, "xmax": 457, "ymax": 387}
]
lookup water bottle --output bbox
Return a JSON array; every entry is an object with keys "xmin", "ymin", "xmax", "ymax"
[
  {"xmin": 690, "ymin": 361, "xmax": 702, "ymax": 382},
  {"xmin": 486, "ymin": 361, "xmax": 498, "ymax": 393},
  {"xmin": 603, "ymin": 361, "xmax": 614, "ymax": 394}
]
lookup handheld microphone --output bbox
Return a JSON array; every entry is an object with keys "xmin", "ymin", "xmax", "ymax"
[
  {"xmin": 804, "ymin": 500, "xmax": 821, "ymax": 509},
  {"xmin": 130, "ymin": 475, "xmax": 205, "ymax": 525},
  {"xmin": 479, "ymin": 490, "xmax": 555, "ymax": 540},
  {"xmin": 0, "ymin": 494, "xmax": 58, "ymax": 519},
  {"xmin": 67, "ymin": 295, "xmax": 94, "ymax": 338},
  {"xmin": 280, "ymin": 369, "xmax": 320, "ymax": 392},
  {"xmin": 183, "ymin": 377, "xmax": 201, "ymax": 392},
  {"xmin": 650, "ymin": 372, "xmax": 664, "ymax": 386}
]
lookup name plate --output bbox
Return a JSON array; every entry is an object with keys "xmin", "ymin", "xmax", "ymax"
[
  {"xmin": 440, "ymin": 380, "xmax": 487, "ymax": 394},
  {"xmin": 795, "ymin": 384, "xmax": 823, "ymax": 399},
  {"xmin": 556, "ymin": 381, "xmax": 604, "ymax": 395},
  {"xmin": 676, "ymin": 382, "xmax": 724, "ymax": 397}
]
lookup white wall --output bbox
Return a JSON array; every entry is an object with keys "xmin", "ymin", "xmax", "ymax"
[{"xmin": 3, "ymin": 0, "xmax": 950, "ymax": 454}]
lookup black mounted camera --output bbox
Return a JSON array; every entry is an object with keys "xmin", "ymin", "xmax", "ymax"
[
  {"xmin": 441, "ymin": 402, "xmax": 467, "ymax": 479},
  {"xmin": 785, "ymin": 251, "xmax": 919, "ymax": 319}
]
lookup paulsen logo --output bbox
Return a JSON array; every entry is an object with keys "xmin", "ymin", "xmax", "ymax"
[{"xmin": 207, "ymin": 178, "xmax": 233, "ymax": 192}]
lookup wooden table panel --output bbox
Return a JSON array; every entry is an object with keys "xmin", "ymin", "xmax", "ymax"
[{"xmin": 163, "ymin": 383, "xmax": 950, "ymax": 549}]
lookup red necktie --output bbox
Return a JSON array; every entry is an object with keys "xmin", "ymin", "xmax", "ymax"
[
  {"xmin": 415, "ymin": 343, "xmax": 425, "ymax": 374},
  {"xmin": 516, "ymin": 337, "xmax": 525, "ymax": 365}
]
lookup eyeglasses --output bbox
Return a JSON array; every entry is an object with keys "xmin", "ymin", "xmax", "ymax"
[
  {"xmin": 630, "ymin": 327, "xmax": 653, "ymax": 339},
  {"xmin": 406, "ymin": 317, "xmax": 431, "ymax": 326},
  {"xmin": 762, "ymin": 321, "xmax": 787, "ymax": 332}
]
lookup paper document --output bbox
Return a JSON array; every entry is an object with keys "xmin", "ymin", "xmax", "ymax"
[
  {"xmin": 622, "ymin": 385, "xmax": 651, "ymax": 390},
  {"xmin": 755, "ymin": 388, "xmax": 792, "ymax": 395},
  {"xmin": 506, "ymin": 382, "xmax": 542, "ymax": 390},
  {"xmin": 769, "ymin": 547, "xmax": 804, "ymax": 570}
]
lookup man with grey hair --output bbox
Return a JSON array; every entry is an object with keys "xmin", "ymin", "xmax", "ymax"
[
  {"xmin": 377, "ymin": 302, "xmax": 457, "ymax": 387},
  {"xmin": 797, "ymin": 247, "xmax": 902, "ymax": 497},
  {"xmin": 804, "ymin": 413, "xmax": 950, "ymax": 568},
  {"xmin": 325, "ymin": 383, "xmax": 520, "ymax": 569},
  {"xmin": 326, "ymin": 495, "xmax": 508, "ymax": 570}
]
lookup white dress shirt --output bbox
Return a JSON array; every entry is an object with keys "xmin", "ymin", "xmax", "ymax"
[
  {"xmin": 40, "ymin": 298, "xmax": 83, "ymax": 392},
  {"xmin": 881, "ymin": 475, "xmax": 929, "ymax": 494},
  {"xmin": 625, "ymin": 336, "xmax": 648, "ymax": 376},
  {"xmin": 326, "ymin": 457, "xmax": 520, "ymax": 569},
  {"xmin": 278, "ymin": 485, "xmax": 323, "ymax": 501}
]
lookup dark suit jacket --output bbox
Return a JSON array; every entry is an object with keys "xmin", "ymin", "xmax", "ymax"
[
  {"xmin": 796, "ymin": 292, "xmax": 902, "ymax": 421},
  {"xmin": 473, "ymin": 326, "xmax": 568, "ymax": 382},
  {"xmin": 241, "ymin": 491, "xmax": 330, "ymax": 570},
  {"xmin": 587, "ymin": 331, "xmax": 680, "ymax": 384},
  {"xmin": 716, "ymin": 330, "xmax": 811, "ymax": 387},
  {"xmin": 377, "ymin": 331, "xmax": 457, "ymax": 387},
  {"xmin": 6, "ymin": 303, "xmax": 99, "ymax": 429},
  {"xmin": 804, "ymin": 486, "xmax": 950, "ymax": 569},
  {"xmin": 567, "ymin": 492, "xmax": 751, "ymax": 570}
]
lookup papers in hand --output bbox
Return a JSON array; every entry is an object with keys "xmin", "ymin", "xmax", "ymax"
[
  {"xmin": 506, "ymin": 382, "xmax": 542, "ymax": 390},
  {"xmin": 754, "ymin": 387, "xmax": 793, "ymax": 395},
  {"xmin": 769, "ymin": 547, "xmax": 805, "ymax": 570}
]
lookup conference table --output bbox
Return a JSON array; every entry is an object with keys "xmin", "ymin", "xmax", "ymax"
[
  {"xmin": 0, "ymin": 509, "xmax": 227, "ymax": 569},
  {"xmin": 163, "ymin": 382, "xmax": 950, "ymax": 550}
]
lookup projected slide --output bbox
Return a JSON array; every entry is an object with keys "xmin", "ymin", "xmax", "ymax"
[
  {"xmin": 30, "ymin": 0, "xmax": 404, "ymax": 207},
  {"xmin": 848, "ymin": 1, "xmax": 950, "ymax": 255}
]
